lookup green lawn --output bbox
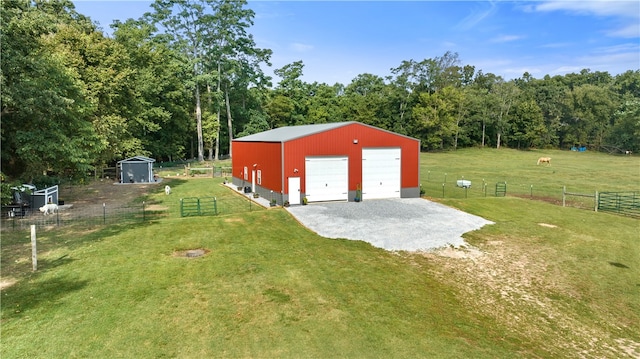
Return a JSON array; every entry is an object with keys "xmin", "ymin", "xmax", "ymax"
[
  {"xmin": 421, "ymin": 148, "xmax": 638, "ymax": 205},
  {"xmin": 1, "ymin": 149, "xmax": 639, "ymax": 358}
]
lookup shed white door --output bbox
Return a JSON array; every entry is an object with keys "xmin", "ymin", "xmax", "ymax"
[
  {"xmin": 288, "ymin": 177, "xmax": 300, "ymax": 205},
  {"xmin": 305, "ymin": 157, "xmax": 349, "ymax": 202},
  {"xmin": 362, "ymin": 148, "xmax": 401, "ymax": 199}
]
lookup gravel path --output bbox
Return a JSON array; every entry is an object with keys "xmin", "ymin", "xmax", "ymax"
[{"xmin": 286, "ymin": 198, "xmax": 494, "ymax": 251}]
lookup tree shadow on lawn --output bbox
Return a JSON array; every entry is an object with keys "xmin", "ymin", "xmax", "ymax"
[
  {"xmin": 0, "ymin": 219, "xmax": 162, "ymax": 291},
  {"xmin": 1, "ymin": 275, "xmax": 89, "ymax": 318}
]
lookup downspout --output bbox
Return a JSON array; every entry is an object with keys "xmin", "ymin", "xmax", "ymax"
[
  {"xmin": 281, "ymin": 141, "xmax": 285, "ymax": 203},
  {"xmin": 417, "ymin": 139, "xmax": 421, "ymax": 198}
]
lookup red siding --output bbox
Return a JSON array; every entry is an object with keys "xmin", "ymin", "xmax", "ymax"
[
  {"xmin": 283, "ymin": 123, "xmax": 419, "ymax": 194},
  {"xmin": 232, "ymin": 141, "xmax": 283, "ymax": 192}
]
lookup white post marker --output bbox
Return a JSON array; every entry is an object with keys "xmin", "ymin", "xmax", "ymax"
[{"xmin": 31, "ymin": 224, "xmax": 37, "ymax": 271}]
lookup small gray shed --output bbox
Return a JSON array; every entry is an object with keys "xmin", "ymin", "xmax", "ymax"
[
  {"xmin": 118, "ymin": 156, "xmax": 156, "ymax": 183},
  {"xmin": 32, "ymin": 185, "xmax": 59, "ymax": 208}
]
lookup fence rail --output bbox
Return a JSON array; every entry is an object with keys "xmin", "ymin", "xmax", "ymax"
[
  {"xmin": 563, "ymin": 186, "xmax": 597, "ymax": 211},
  {"xmin": 2, "ymin": 190, "xmax": 266, "ymax": 232},
  {"xmin": 1, "ymin": 203, "xmax": 154, "ymax": 231},
  {"xmin": 180, "ymin": 197, "xmax": 218, "ymax": 217},
  {"xmin": 598, "ymin": 192, "xmax": 640, "ymax": 218},
  {"xmin": 421, "ymin": 172, "xmax": 638, "ymax": 218}
]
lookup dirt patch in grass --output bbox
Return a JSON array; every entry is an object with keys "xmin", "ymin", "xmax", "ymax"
[
  {"xmin": 172, "ymin": 248, "xmax": 210, "ymax": 258},
  {"xmin": 145, "ymin": 204, "xmax": 169, "ymax": 211},
  {"xmin": 0, "ymin": 278, "xmax": 18, "ymax": 291},
  {"xmin": 60, "ymin": 180, "xmax": 160, "ymax": 214},
  {"xmin": 224, "ymin": 218, "xmax": 245, "ymax": 223},
  {"xmin": 421, "ymin": 246, "xmax": 484, "ymax": 260},
  {"xmin": 418, "ymin": 240, "xmax": 638, "ymax": 358}
]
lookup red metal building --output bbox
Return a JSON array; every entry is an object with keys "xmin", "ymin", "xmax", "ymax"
[{"xmin": 231, "ymin": 122, "xmax": 420, "ymax": 204}]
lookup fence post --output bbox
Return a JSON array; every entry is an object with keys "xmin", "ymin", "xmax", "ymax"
[
  {"xmin": 442, "ymin": 183, "xmax": 445, "ymax": 198},
  {"xmin": 530, "ymin": 185, "xmax": 533, "ymax": 199},
  {"xmin": 562, "ymin": 186, "xmax": 566, "ymax": 207},
  {"xmin": 31, "ymin": 225, "xmax": 37, "ymax": 271},
  {"xmin": 103, "ymin": 203, "xmax": 106, "ymax": 224},
  {"xmin": 594, "ymin": 191, "xmax": 598, "ymax": 212}
]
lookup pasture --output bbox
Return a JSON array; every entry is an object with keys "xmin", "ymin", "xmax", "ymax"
[
  {"xmin": 1, "ymin": 149, "xmax": 639, "ymax": 358},
  {"xmin": 421, "ymin": 148, "xmax": 638, "ymax": 209}
]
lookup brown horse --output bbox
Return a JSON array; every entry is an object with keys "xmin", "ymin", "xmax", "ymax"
[{"xmin": 537, "ymin": 157, "xmax": 551, "ymax": 165}]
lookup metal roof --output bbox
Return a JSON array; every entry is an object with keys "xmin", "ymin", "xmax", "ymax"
[
  {"xmin": 118, "ymin": 155, "xmax": 155, "ymax": 163},
  {"xmin": 234, "ymin": 122, "xmax": 356, "ymax": 142}
]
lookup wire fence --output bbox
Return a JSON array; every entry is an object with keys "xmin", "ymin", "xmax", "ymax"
[
  {"xmin": 420, "ymin": 172, "xmax": 638, "ymax": 217},
  {"xmin": 1, "ymin": 192, "xmax": 266, "ymax": 232}
]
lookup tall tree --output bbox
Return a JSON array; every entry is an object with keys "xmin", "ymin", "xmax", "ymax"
[
  {"xmin": 1, "ymin": 0, "xmax": 103, "ymax": 179},
  {"xmin": 343, "ymin": 73, "xmax": 389, "ymax": 129},
  {"xmin": 491, "ymin": 81, "xmax": 519, "ymax": 149},
  {"xmin": 565, "ymin": 84, "xmax": 617, "ymax": 149},
  {"xmin": 149, "ymin": 0, "xmax": 219, "ymax": 161},
  {"xmin": 112, "ymin": 19, "xmax": 193, "ymax": 162},
  {"xmin": 270, "ymin": 61, "xmax": 307, "ymax": 126},
  {"xmin": 205, "ymin": 0, "xmax": 271, "ymax": 158}
]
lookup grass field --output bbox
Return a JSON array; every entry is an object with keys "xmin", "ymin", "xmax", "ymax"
[
  {"xmin": 1, "ymin": 149, "xmax": 639, "ymax": 358},
  {"xmin": 421, "ymin": 148, "xmax": 638, "ymax": 207}
]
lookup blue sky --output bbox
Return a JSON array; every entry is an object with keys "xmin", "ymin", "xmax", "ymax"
[{"xmin": 73, "ymin": 1, "xmax": 639, "ymax": 85}]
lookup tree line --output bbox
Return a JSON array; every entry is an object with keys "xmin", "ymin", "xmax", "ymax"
[{"xmin": 2, "ymin": 0, "xmax": 639, "ymax": 184}]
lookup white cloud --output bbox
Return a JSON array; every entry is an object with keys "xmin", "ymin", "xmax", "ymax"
[
  {"xmin": 491, "ymin": 35, "xmax": 525, "ymax": 43},
  {"xmin": 456, "ymin": 1, "xmax": 498, "ymax": 30},
  {"xmin": 540, "ymin": 42, "xmax": 572, "ymax": 49},
  {"xmin": 550, "ymin": 65, "xmax": 585, "ymax": 75},
  {"xmin": 593, "ymin": 42, "xmax": 640, "ymax": 54},
  {"xmin": 533, "ymin": 1, "xmax": 639, "ymax": 39},
  {"xmin": 606, "ymin": 23, "xmax": 640, "ymax": 38},
  {"xmin": 534, "ymin": 1, "xmax": 639, "ymax": 18},
  {"xmin": 289, "ymin": 43, "xmax": 314, "ymax": 52}
]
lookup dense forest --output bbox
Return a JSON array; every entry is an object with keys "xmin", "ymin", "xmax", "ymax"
[{"xmin": 2, "ymin": 0, "xmax": 639, "ymax": 183}]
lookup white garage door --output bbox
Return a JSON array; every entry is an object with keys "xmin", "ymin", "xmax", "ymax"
[
  {"xmin": 305, "ymin": 157, "xmax": 349, "ymax": 202},
  {"xmin": 362, "ymin": 148, "xmax": 401, "ymax": 199}
]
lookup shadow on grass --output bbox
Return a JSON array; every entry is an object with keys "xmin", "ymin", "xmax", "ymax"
[
  {"xmin": 608, "ymin": 261, "xmax": 630, "ymax": 269},
  {"xmin": 37, "ymin": 254, "xmax": 75, "ymax": 271},
  {"xmin": 0, "ymin": 220, "xmax": 162, "ymax": 286},
  {"xmin": 1, "ymin": 275, "xmax": 89, "ymax": 318}
]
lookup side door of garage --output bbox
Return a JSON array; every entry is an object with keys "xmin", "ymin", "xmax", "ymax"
[
  {"xmin": 305, "ymin": 156, "xmax": 349, "ymax": 202},
  {"xmin": 362, "ymin": 148, "xmax": 401, "ymax": 199}
]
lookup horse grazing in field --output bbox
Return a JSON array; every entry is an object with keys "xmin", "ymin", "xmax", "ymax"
[{"xmin": 537, "ymin": 157, "xmax": 551, "ymax": 166}]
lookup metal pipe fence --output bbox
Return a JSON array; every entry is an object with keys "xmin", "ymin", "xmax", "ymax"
[{"xmin": 420, "ymin": 172, "xmax": 638, "ymax": 218}]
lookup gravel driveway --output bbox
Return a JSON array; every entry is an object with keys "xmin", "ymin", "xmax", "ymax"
[{"xmin": 286, "ymin": 198, "xmax": 493, "ymax": 251}]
